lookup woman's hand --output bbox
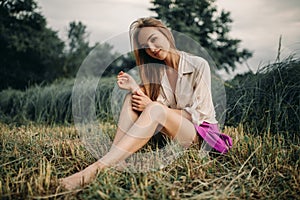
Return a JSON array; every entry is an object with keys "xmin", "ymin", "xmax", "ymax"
[
  {"xmin": 131, "ymin": 90, "xmax": 153, "ymax": 112},
  {"xmin": 117, "ymin": 71, "xmax": 139, "ymax": 93}
]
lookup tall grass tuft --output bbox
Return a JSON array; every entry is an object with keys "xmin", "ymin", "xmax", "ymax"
[
  {"xmin": 225, "ymin": 57, "xmax": 300, "ymax": 139},
  {"xmin": 0, "ymin": 77, "xmax": 117, "ymax": 125}
]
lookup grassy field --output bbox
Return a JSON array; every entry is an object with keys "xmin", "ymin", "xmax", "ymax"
[
  {"xmin": 0, "ymin": 122, "xmax": 299, "ymax": 199},
  {"xmin": 0, "ymin": 57, "xmax": 299, "ymax": 199}
]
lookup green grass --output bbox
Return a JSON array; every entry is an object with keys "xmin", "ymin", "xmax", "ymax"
[
  {"xmin": 0, "ymin": 56, "xmax": 299, "ymax": 199},
  {"xmin": 0, "ymin": 122, "xmax": 299, "ymax": 199},
  {"xmin": 1, "ymin": 57, "xmax": 299, "ymax": 137},
  {"xmin": 225, "ymin": 57, "xmax": 300, "ymax": 136},
  {"xmin": 0, "ymin": 76, "xmax": 117, "ymax": 125}
]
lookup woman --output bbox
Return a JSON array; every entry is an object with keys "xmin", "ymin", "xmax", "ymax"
[{"xmin": 60, "ymin": 17, "xmax": 232, "ymax": 190}]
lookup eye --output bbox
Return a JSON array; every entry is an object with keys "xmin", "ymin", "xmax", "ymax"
[
  {"xmin": 141, "ymin": 44, "xmax": 148, "ymax": 49},
  {"xmin": 150, "ymin": 37, "xmax": 157, "ymax": 43}
]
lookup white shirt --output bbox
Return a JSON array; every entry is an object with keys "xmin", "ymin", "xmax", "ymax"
[{"xmin": 156, "ymin": 51, "xmax": 218, "ymax": 125}]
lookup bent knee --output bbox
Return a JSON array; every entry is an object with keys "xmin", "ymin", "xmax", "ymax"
[
  {"xmin": 144, "ymin": 102, "xmax": 167, "ymax": 121},
  {"xmin": 145, "ymin": 102, "xmax": 165, "ymax": 111}
]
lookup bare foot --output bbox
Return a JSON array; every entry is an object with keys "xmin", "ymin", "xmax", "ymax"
[
  {"xmin": 115, "ymin": 160, "xmax": 128, "ymax": 171},
  {"xmin": 59, "ymin": 161, "xmax": 104, "ymax": 190}
]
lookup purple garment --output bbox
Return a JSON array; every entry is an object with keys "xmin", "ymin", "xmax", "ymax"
[{"xmin": 194, "ymin": 122, "xmax": 233, "ymax": 154}]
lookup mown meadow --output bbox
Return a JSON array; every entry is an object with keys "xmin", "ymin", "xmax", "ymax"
[{"xmin": 0, "ymin": 57, "xmax": 299, "ymax": 199}]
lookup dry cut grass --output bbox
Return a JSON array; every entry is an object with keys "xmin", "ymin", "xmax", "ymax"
[{"xmin": 0, "ymin": 122, "xmax": 299, "ymax": 199}]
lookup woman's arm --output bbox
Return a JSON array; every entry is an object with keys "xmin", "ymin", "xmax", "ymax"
[
  {"xmin": 117, "ymin": 71, "xmax": 141, "ymax": 93},
  {"xmin": 131, "ymin": 90, "xmax": 152, "ymax": 112}
]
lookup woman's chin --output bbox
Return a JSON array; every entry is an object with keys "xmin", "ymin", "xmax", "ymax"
[{"xmin": 155, "ymin": 52, "xmax": 167, "ymax": 60}]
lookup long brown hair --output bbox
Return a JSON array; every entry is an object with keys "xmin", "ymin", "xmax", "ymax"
[{"xmin": 129, "ymin": 17, "xmax": 177, "ymax": 101}]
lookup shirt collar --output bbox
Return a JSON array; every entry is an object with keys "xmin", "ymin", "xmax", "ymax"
[{"xmin": 178, "ymin": 51, "xmax": 194, "ymax": 76}]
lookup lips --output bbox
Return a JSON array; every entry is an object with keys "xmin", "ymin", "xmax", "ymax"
[{"xmin": 154, "ymin": 49, "xmax": 161, "ymax": 57}]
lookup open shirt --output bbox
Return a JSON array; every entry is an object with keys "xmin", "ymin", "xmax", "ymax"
[{"xmin": 156, "ymin": 51, "xmax": 218, "ymax": 126}]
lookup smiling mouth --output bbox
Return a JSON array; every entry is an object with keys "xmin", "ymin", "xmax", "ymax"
[{"xmin": 154, "ymin": 50, "xmax": 161, "ymax": 57}]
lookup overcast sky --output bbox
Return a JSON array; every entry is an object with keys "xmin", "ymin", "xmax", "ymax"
[{"xmin": 38, "ymin": 0, "xmax": 300, "ymax": 79}]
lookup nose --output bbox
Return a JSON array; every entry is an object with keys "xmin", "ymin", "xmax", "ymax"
[{"xmin": 148, "ymin": 42, "xmax": 156, "ymax": 52}]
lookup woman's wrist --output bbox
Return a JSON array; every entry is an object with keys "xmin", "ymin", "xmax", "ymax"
[{"xmin": 131, "ymin": 85, "xmax": 141, "ymax": 93}]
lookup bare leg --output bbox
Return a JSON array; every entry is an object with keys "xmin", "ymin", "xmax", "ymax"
[
  {"xmin": 113, "ymin": 93, "xmax": 139, "ymax": 145},
  {"xmin": 60, "ymin": 102, "xmax": 197, "ymax": 190},
  {"xmin": 112, "ymin": 93, "xmax": 140, "ymax": 170}
]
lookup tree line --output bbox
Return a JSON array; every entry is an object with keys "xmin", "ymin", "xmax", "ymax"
[
  {"xmin": 0, "ymin": 0, "xmax": 123, "ymax": 90},
  {"xmin": 0, "ymin": 0, "xmax": 252, "ymax": 90}
]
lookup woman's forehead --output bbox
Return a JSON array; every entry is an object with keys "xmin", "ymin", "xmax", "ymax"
[{"xmin": 137, "ymin": 27, "xmax": 161, "ymax": 44}]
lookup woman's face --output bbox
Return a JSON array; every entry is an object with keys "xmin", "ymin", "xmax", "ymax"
[{"xmin": 137, "ymin": 27, "xmax": 171, "ymax": 60}]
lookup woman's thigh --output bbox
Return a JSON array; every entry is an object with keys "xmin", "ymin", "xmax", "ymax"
[{"xmin": 157, "ymin": 106, "xmax": 197, "ymax": 148}]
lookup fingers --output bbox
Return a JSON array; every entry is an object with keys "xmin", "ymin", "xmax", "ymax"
[
  {"xmin": 131, "ymin": 102, "xmax": 141, "ymax": 108},
  {"xmin": 117, "ymin": 72, "xmax": 132, "ymax": 85},
  {"xmin": 118, "ymin": 74, "xmax": 129, "ymax": 79},
  {"xmin": 117, "ymin": 71, "xmax": 130, "ymax": 79},
  {"xmin": 117, "ymin": 74, "xmax": 129, "ymax": 86},
  {"xmin": 132, "ymin": 106, "xmax": 143, "ymax": 112},
  {"xmin": 132, "ymin": 104, "xmax": 143, "ymax": 111},
  {"xmin": 131, "ymin": 94, "xmax": 143, "ymax": 111},
  {"xmin": 131, "ymin": 99, "xmax": 142, "ymax": 108},
  {"xmin": 117, "ymin": 77, "xmax": 129, "ymax": 82},
  {"xmin": 117, "ymin": 80, "xmax": 124, "ymax": 85},
  {"xmin": 132, "ymin": 94, "xmax": 143, "ymax": 101}
]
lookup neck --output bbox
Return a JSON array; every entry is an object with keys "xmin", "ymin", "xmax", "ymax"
[{"xmin": 164, "ymin": 49, "xmax": 180, "ymax": 71}]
